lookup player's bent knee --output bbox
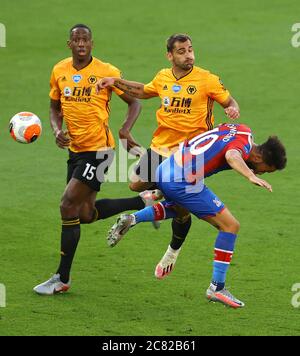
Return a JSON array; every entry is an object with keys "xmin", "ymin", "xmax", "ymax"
[
  {"xmin": 225, "ymin": 219, "xmax": 240, "ymax": 234},
  {"xmin": 60, "ymin": 197, "xmax": 80, "ymax": 218},
  {"xmin": 233, "ymin": 217, "xmax": 240, "ymax": 232},
  {"xmin": 79, "ymin": 214, "xmax": 94, "ymax": 224},
  {"xmin": 216, "ymin": 215, "xmax": 240, "ymax": 234},
  {"xmin": 174, "ymin": 213, "xmax": 191, "ymax": 224},
  {"xmin": 79, "ymin": 204, "xmax": 96, "ymax": 224}
]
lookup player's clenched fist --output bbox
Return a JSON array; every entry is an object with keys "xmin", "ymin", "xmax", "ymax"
[
  {"xmin": 224, "ymin": 106, "xmax": 240, "ymax": 120},
  {"xmin": 96, "ymin": 77, "xmax": 116, "ymax": 93},
  {"xmin": 55, "ymin": 130, "xmax": 70, "ymax": 149}
]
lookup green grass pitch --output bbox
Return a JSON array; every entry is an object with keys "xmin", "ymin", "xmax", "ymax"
[{"xmin": 0, "ymin": 0, "xmax": 300, "ymax": 336}]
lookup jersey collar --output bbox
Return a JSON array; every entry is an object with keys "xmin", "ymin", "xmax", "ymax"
[
  {"xmin": 72, "ymin": 56, "xmax": 94, "ymax": 72},
  {"xmin": 171, "ymin": 66, "xmax": 194, "ymax": 81}
]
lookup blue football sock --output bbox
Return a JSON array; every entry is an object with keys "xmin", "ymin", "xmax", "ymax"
[
  {"xmin": 134, "ymin": 201, "xmax": 177, "ymax": 223},
  {"xmin": 212, "ymin": 231, "xmax": 237, "ymax": 291},
  {"xmin": 134, "ymin": 206, "xmax": 155, "ymax": 223}
]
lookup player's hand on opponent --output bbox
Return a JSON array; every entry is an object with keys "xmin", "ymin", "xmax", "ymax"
[
  {"xmin": 224, "ymin": 106, "xmax": 240, "ymax": 120},
  {"xmin": 119, "ymin": 128, "xmax": 144, "ymax": 157},
  {"xmin": 95, "ymin": 77, "xmax": 115, "ymax": 93},
  {"xmin": 55, "ymin": 130, "xmax": 70, "ymax": 149},
  {"xmin": 248, "ymin": 175, "xmax": 273, "ymax": 192}
]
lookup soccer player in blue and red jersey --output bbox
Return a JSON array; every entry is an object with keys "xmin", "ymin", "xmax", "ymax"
[{"xmin": 107, "ymin": 123, "xmax": 287, "ymax": 308}]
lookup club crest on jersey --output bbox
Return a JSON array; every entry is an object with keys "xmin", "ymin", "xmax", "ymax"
[
  {"xmin": 162, "ymin": 96, "xmax": 171, "ymax": 107},
  {"xmin": 88, "ymin": 75, "xmax": 97, "ymax": 84},
  {"xmin": 72, "ymin": 74, "xmax": 82, "ymax": 83},
  {"xmin": 213, "ymin": 198, "xmax": 222, "ymax": 207},
  {"xmin": 187, "ymin": 85, "xmax": 197, "ymax": 95},
  {"xmin": 63, "ymin": 87, "xmax": 72, "ymax": 97},
  {"xmin": 172, "ymin": 84, "xmax": 181, "ymax": 93}
]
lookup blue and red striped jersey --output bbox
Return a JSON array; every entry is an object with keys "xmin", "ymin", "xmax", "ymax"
[{"xmin": 178, "ymin": 123, "xmax": 253, "ymax": 182}]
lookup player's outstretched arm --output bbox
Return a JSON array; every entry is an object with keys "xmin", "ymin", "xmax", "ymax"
[
  {"xmin": 222, "ymin": 96, "xmax": 240, "ymax": 120},
  {"xmin": 96, "ymin": 77, "xmax": 154, "ymax": 99},
  {"xmin": 225, "ymin": 149, "xmax": 272, "ymax": 192},
  {"xmin": 247, "ymin": 175, "xmax": 273, "ymax": 192},
  {"xmin": 50, "ymin": 99, "xmax": 70, "ymax": 149}
]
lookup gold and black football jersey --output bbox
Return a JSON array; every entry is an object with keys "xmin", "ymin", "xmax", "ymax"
[
  {"xmin": 143, "ymin": 66, "xmax": 230, "ymax": 156},
  {"xmin": 50, "ymin": 57, "xmax": 123, "ymax": 152}
]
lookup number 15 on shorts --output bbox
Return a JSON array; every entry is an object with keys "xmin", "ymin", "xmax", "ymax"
[{"xmin": 82, "ymin": 163, "xmax": 96, "ymax": 180}]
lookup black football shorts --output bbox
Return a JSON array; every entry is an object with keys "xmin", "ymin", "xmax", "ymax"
[
  {"xmin": 134, "ymin": 148, "xmax": 165, "ymax": 183},
  {"xmin": 67, "ymin": 149, "xmax": 114, "ymax": 191}
]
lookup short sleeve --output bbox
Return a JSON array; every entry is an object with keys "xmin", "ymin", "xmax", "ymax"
[
  {"xmin": 49, "ymin": 69, "xmax": 61, "ymax": 100},
  {"xmin": 143, "ymin": 74, "xmax": 159, "ymax": 96},
  {"xmin": 109, "ymin": 65, "xmax": 124, "ymax": 96},
  {"xmin": 207, "ymin": 73, "xmax": 230, "ymax": 104},
  {"xmin": 226, "ymin": 135, "xmax": 252, "ymax": 161}
]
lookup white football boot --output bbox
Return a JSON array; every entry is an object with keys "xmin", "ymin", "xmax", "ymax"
[
  {"xmin": 107, "ymin": 214, "xmax": 136, "ymax": 247},
  {"xmin": 206, "ymin": 284, "xmax": 245, "ymax": 308},
  {"xmin": 155, "ymin": 245, "xmax": 181, "ymax": 279},
  {"xmin": 33, "ymin": 274, "xmax": 70, "ymax": 295}
]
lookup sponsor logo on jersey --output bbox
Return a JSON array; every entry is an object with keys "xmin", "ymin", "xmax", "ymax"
[
  {"xmin": 163, "ymin": 84, "xmax": 168, "ymax": 90},
  {"xmin": 64, "ymin": 86, "xmax": 93, "ymax": 102},
  {"xmin": 172, "ymin": 84, "xmax": 181, "ymax": 93},
  {"xmin": 72, "ymin": 74, "xmax": 82, "ymax": 83},
  {"xmin": 63, "ymin": 87, "xmax": 72, "ymax": 97},
  {"xmin": 162, "ymin": 96, "xmax": 171, "ymax": 107},
  {"xmin": 163, "ymin": 97, "xmax": 192, "ymax": 114}
]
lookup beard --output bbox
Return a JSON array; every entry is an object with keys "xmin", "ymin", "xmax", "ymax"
[
  {"xmin": 173, "ymin": 58, "xmax": 194, "ymax": 71},
  {"xmin": 177, "ymin": 63, "xmax": 193, "ymax": 72},
  {"xmin": 184, "ymin": 63, "xmax": 193, "ymax": 70}
]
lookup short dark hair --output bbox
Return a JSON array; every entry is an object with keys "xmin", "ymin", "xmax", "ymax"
[
  {"xmin": 69, "ymin": 24, "xmax": 92, "ymax": 38},
  {"xmin": 166, "ymin": 33, "xmax": 192, "ymax": 52},
  {"xmin": 258, "ymin": 136, "xmax": 287, "ymax": 170}
]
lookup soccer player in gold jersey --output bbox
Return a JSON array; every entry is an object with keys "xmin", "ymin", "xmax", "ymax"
[
  {"xmin": 33, "ymin": 24, "xmax": 147, "ymax": 295},
  {"xmin": 97, "ymin": 33, "xmax": 240, "ymax": 255}
]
